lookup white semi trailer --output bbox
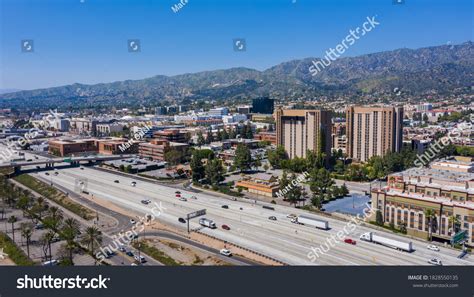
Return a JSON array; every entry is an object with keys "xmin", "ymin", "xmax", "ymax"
[
  {"xmin": 199, "ymin": 218, "xmax": 217, "ymax": 229},
  {"xmin": 295, "ymin": 215, "xmax": 329, "ymax": 230},
  {"xmin": 360, "ymin": 232, "xmax": 414, "ymax": 252}
]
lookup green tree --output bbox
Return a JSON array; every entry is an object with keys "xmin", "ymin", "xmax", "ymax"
[
  {"xmin": 205, "ymin": 159, "xmax": 224, "ymax": 186},
  {"xmin": 286, "ymin": 173, "xmax": 302, "ymax": 207},
  {"xmin": 190, "ymin": 152, "xmax": 205, "ymax": 182},
  {"xmin": 234, "ymin": 144, "xmax": 252, "ymax": 172},
  {"xmin": 424, "ymin": 209, "xmax": 436, "ymax": 241},
  {"xmin": 375, "ymin": 210, "xmax": 384, "ymax": 226},
  {"xmin": 61, "ymin": 218, "xmax": 81, "ymax": 264},
  {"xmin": 309, "ymin": 168, "xmax": 334, "ymax": 201},
  {"xmin": 267, "ymin": 146, "xmax": 288, "ymax": 169},
  {"xmin": 196, "ymin": 131, "xmax": 205, "ymax": 147},
  {"xmin": 311, "ymin": 194, "xmax": 323, "ymax": 210},
  {"xmin": 8, "ymin": 215, "xmax": 18, "ymax": 242},
  {"xmin": 81, "ymin": 226, "xmax": 103, "ymax": 265},
  {"xmin": 20, "ymin": 222, "xmax": 34, "ymax": 258}
]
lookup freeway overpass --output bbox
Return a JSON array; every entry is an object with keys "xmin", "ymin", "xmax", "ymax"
[{"xmin": 0, "ymin": 154, "xmax": 135, "ymax": 172}]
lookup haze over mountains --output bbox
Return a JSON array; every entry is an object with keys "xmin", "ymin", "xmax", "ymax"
[{"xmin": 1, "ymin": 42, "xmax": 472, "ymax": 110}]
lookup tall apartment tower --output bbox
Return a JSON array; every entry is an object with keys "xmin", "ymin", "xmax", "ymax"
[
  {"xmin": 346, "ymin": 106, "xmax": 403, "ymax": 162},
  {"xmin": 275, "ymin": 109, "xmax": 332, "ymax": 159}
]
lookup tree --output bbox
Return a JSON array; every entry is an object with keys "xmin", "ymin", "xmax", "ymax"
[
  {"xmin": 196, "ymin": 131, "xmax": 205, "ymax": 147},
  {"xmin": 244, "ymin": 123, "xmax": 253, "ymax": 139},
  {"xmin": 286, "ymin": 173, "xmax": 302, "ymax": 207},
  {"xmin": 311, "ymin": 194, "xmax": 323, "ymax": 210},
  {"xmin": 309, "ymin": 168, "xmax": 334, "ymax": 201},
  {"xmin": 81, "ymin": 226, "xmax": 103, "ymax": 265},
  {"xmin": 206, "ymin": 128, "xmax": 214, "ymax": 144},
  {"xmin": 164, "ymin": 150, "xmax": 183, "ymax": 166},
  {"xmin": 234, "ymin": 144, "xmax": 252, "ymax": 172},
  {"xmin": 20, "ymin": 222, "xmax": 34, "ymax": 258},
  {"xmin": 263, "ymin": 164, "xmax": 269, "ymax": 172},
  {"xmin": 61, "ymin": 218, "xmax": 81, "ymax": 264},
  {"xmin": 267, "ymin": 146, "xmax": 288, "ymax": 169},
  {"xmin": 205, "ymin": 159, "xmax": 224, "ymax": 186},
  {"xmin": 448, "ymin": 215, "xmax": 460, "ymax": 235},
  {"xmin": 422, "ymin": 113, "xmax": 429, "ymax": 123},
  {"xmin": 424, "ymin": 209, "xmax": 436, "ymax": 241},
  {"xmin": 8, "ymin": 215, "xmax": 18, "ymax": 242},
  {"xmin": 190, "ymin": 152, "xmax": 205, "ymax": 182},
  {"xmin": 375, "ymin": 210, "xmax": 384, "ymax": 226}
]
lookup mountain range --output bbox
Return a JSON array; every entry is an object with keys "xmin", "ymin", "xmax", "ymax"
[{"xmin": 1, "ymin": 41, "xmax": 472, "ymax": 110}]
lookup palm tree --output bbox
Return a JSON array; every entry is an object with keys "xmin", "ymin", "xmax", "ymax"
[
  {"xmin": 33, "ymin": 197, "xmax": 47, "ymax": 221},
  {"xmin": 424, "ymin": 209, "xmax": 436, "ymax": 241},
  {"xmin": 20, "ymin": 223, "xmax": 34, "ymax": 258},
  {"xmin": 7, "ymin": 215, "xmax": 18, "ymax": 242},
  {"xmin": 61, "ymin": 218, "xmax": 81, "ymax": 264},
  {"xmin": 81, "ymin": 226, "xmax": 102, "ymax": 265},
  {"xmin": 43, "ymin": 206, "xmax": 63, "ymax": 231},
  {"xmin": 448, "ymin": 215, "xmax": 460, "ymax": 235},
  {"xmin": 41, "ymin": 230, "xmax": 56, "ymax": 262}
]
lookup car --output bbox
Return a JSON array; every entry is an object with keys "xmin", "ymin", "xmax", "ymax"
[
  {"xmin": 268, "ymin": 216, "xmax": 277, "ymax": 221},
  {"xmin": 114, "ymin": 180, "xmax": 120, "ymax": 183},
  {"xmin": 175, "ymin": 191, "xmax": 181, "ymax": 194},
  {"xmin": 286, "ymin": 214, "xmax": 297, "ymax": 219},
  {"xmin": 118, "ymin": 246, "xmax": 126, "ymax": 252},
  {"xmin": 175, "ymin": 194, "xmax": 181, "ymax": 198},
  {"xmin": 179, "ymin": 197, "xmax": 187, "ymax": 202},
  {"xmin": 54, "ymin": 172, "xmax": 59, "ymax": 175},
  {"xmin": 80, "ymin": 167, "xmax": 84, "ymax": 170},
  {"xmin": 221, "ymin": 205, "xmax": 229, "ymax": 209},
  {"xmin": 427, "ymin": 244, "xmax": 440, "ymax": 251},
  {"xmin": 35, "ymin": 223, "xmax": 44, "ymax": 230},
  {"xmin": 178, "ymin": 217, "xmax": 186, "ymax": 223},
  {"xmin": 344, "ymin": 238, "xmax": 356, "ymax": 245},
  {"xmin": 36, "ymin": 166, "xmax": 41, "ymax": 169},
  {"xmin": 104, "ymin": 250, "xmax": 115, "ymax": 258},
  {"xmin": 126, "ymin": 251, "xmax": 134, "ymax": 257},
  {"xmin": 26, "ymin": 159, "xmax": 32, "ymax": 162},
  {"xmin": 221, "ymin": 224, "xmax": 230, "ymax": 230},
  {"xmin": 42, "ymin": 259, "xmax": 59, "ymax": 266},
  {"xmin": 220, "ymin": 249, "xmax": 232, "ymax": 257},
  {"xmin": 134, "ymin": 255, "xmax": 146, "ymax": 263},
  {"xmin": 131, "ymin": 181, "xmax": 136, "ymax": 187},
  {"xmin": 190, "ymin": 195, "xmax": 197, "ymax": 200},
  {"xmin": 130, "ymin": 219, "xmax": 136, "ymax": 224},
  {"xmin": 141, "ymin": 200, "xmax": 151, "ymax": 205},
  {"xmin": 45, "ymin": 172, "xmax": 50, "ymax": 176},
  {"xmin": 428, "ymin": 258, "xmax": 442, "ymax": 266}
]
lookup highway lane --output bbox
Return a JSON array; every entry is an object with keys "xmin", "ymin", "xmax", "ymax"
[{"xmin": 33, "ymin": 166, "xmax": 474, "ymax": 266}]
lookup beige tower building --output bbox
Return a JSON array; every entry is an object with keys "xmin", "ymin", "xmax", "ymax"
[
  {"xmin": 275, "ymin": 109, "xmax": 332, "ymax": 159},
  {"xmin": 346, "ymin": 106, "xmax": 403, "ymax": 162}
]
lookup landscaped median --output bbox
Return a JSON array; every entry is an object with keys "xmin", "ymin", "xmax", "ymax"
[
  {"xmin": 13, "ymin": 174, "xmax": 95, "ymax": 220},
  {"xmin": 132, "ymin": 240, "xmax": 181, "ymax": 266},
  {"xmin": 0, "ymin": 231, "xmax": 35, "ymax": 266}
]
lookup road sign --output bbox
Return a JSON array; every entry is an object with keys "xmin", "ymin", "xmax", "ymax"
[
  {"xmin": 186, "ymin": 209, "xmax": 206, "ymax": 233},
  {"xmin": 63, "ymin": 158, "xmax": 72, "ymax": 163},
  {"xmin": 451, "ymin": 230, "xmax": 467, "ymax": 245},
  {"xmin": 187, "ymin": 209, "xmax": 206, "ymax": 220}
]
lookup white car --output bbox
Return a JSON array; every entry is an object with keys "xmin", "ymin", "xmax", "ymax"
[
  {"xmin": 130, "ymin": 219, "xmax": 136, "ymax": 224},
  {"xmin": 220, "ymin": 249, "xmax": 232, "ymax": 257},
  {"xmin": 428, "ymin": 258, "xmax": 442, "ymax": 266},
  {"xmin": 134, "ymin": 255, "xmax": 146, "ymax": 263},
  {"xmin": 427, "ymin": 244, "xmax": 440, "ymax": 251},
  {"xmin": 131, "ymin": 181, "xmax": 137, "ymax": 187},
  {"xmin": 179, "ymin": 197, "xmax": 187, "ymax": 202}
]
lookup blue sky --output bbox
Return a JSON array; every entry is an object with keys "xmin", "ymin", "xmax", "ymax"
[{"xmin": 1, "ymin": 0, "xmax": 472, "ymax": 90}]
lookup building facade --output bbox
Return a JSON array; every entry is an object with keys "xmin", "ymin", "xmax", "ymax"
[
  {"xmin": 275, "ymin": 109, "xmax": 332, "ymax": 159},
  {"xmin": 346, "ymin": 106, "xmax": 403, "ymax": 162}
]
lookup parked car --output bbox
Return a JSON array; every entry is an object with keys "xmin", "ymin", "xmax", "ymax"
[
  {"xmin": 222, "ymin": 224, "xmax": 230, "ymax": 230},
  {"xmin": 178, "ymin": 217, "xmax": 186, "ymax": 223},
  {"xmin": 221, "ymin": 205, "xmax": 229, "ymax": 209},
  {"xmin": 118, "ymin": 246, "xmax": 126, "ymax": 252},
  {"xmin": 428, "ymin": 258, "xmax": 442, "ymax": 266},
  {"xmin": 220, "ymin": 249, "xmax": 232, "ymax": 257},
  {"xmin": 35, "ymin": 223, "xmax": 44, "ymax": 230},
  {"xmin": 175, "ymin": 191, "xmax": 181, "ymax": 194},
  {"xmin": 427, "ymin": 244, "xmax": 440, "ymax": 251},
  {"xmin": 126, "ymin": 251, "xmax": 134, "ymax": 257},
  {"xmin": 268, "ymin": 216, "xmax": 277, "ymax": 221},
  {"xmin": 80, "ymin": 167, "xmax": 84, "ymax": 170},
  {"xmin": 42, "ymin": 259, "xmax": 59, "ymax": 266},
  {"xmin": 344, "ymin": 238, "xmax": 356, "ymax": 245}
]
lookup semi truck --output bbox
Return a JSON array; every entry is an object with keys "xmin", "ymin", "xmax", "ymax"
[
  {"xmin": 294, "ymin": 215, "xmax": 329, "ymax": 230},
  {"xmin": 199, "ymin": 218, "xmax": 217, "ymax": 229},
  {"xmin": 360, "ymin": 232, "xmax": 413, "ymax": 252}
]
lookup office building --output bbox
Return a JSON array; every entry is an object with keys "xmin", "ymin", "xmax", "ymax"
[
  {"xmin": 346, "ymin": 106, "xmax": 403, "ymax": 162},
  {"xmin": 275, "ymin": 109, "xmax": 332, "ymax": 159},
  {"xmin": 252, "ymin": 97, "xmax": 274, "ymax": 114}
]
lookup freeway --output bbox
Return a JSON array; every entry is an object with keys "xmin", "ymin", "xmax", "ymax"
[{"xmin": 31, "ymin": 165, "xmax": 474, "ymax": 266}]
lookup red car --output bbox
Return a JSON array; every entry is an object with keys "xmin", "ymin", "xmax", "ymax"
[
  {"xmin": 344, "ymin": 238, "xmax": 356, "ymax": 245},
  {"xmin": 221, "ymin": 224, "xmax": 230, "ymax": 231}
]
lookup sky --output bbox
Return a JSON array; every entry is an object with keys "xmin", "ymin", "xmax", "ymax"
[{"xmin": 0, "ymin": 0, "xmax": 472, "ymax": 90}]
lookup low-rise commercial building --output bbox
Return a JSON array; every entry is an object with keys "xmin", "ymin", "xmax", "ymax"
[
  {"xmin": 139, "ymin": 139, "xmax": 189, "ymax": 161},
  {"xmin": 236, "ymin": 173, "xmax": 280, "ymax": 198}
]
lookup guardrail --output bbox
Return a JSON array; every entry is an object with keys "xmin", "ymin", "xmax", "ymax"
[{"xmin": 194, "ymin": 230, "xmax": 288, "ymax": 266}]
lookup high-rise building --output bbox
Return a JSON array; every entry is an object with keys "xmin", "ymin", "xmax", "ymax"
[
  {"xmin": 346, "ymin": 106, "xmax": 403, "ymax": 162},
  {"xmin": 275, "ymin": 109, "xmax": 332, "ymax": 159},
  {"xmin": 252, "ymin": 97, "xmax": 274, "ymax": 114}
]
